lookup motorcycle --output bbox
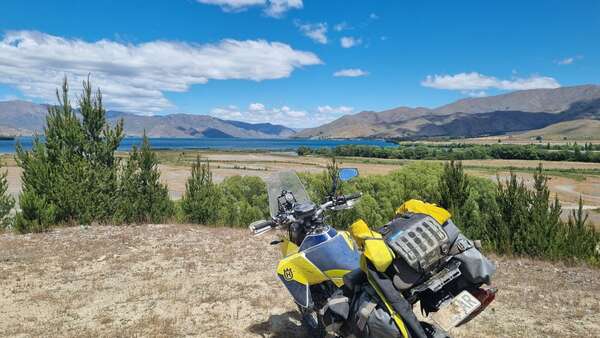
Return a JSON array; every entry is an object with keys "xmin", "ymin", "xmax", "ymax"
[
  {"xmin": 250, "ymin": 169, "xmax": 497, "ymax": 338},
  {"xmin": 250, "ymin": 168, "xmax": 363, "ymax": 336}
]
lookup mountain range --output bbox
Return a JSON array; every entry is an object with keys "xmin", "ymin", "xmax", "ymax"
[
  {"xmin": 295, "ymin": 84, "xmax": 600, "ymax": 139},
  {"xmin": 0, "ymin": 101, "xmax": 295, "ymax": 138},
  {"xmin": 1, "ymin": 85, "xmax": 600, "ymax": 139}
]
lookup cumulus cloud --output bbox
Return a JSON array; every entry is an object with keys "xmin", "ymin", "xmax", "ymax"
[
  {"xmin": 333, "ymin": 68, "xmax": 369, "ymax": 77},
  {"xmin": 340, "ymin": 36, "xmax": 361, "ymax": 48},
  {"xmin": 264, "ymin": 0, "xmax": 303, "ymax": 17},
  {"xmin": 210, "ymin": 103, "xmax": 353, "ymax": 127},
  {"xmin": 296, "ymin": 21, "xmax": 328, "ymax": 44},
  {"xmin": 421, "ymin": 72, "xmax": 560, "ymax": 91},
  {"xmin": 248, "ymin": 102, "xmax": 265, "ymax": 111},
  {"xmin": 0, "ymin": 30, "xmax": 321, "ymax": 113},
  {"xmin": 197, "ymin": 0, "xmax": 302, "ymax": 17},
  {"xmin": 317, "ymin": 105, "xmax": 354, "ymax": 114},
  {"xmin": 211, "ymin": 103, "xmax": 308, "ymax": 127}
]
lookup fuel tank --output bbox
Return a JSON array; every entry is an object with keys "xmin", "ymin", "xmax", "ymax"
[{"xmin": 277, "ymin": 227, "xmax": 360, "ymax": 308}]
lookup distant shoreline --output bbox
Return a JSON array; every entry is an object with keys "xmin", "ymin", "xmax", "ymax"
[{"xmin": 0, "ymin": 136, "xmax": 395, "ymax": 154}]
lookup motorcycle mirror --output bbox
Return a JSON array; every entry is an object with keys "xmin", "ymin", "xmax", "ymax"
[{"xmin": 338, "ymin": 168, "xmax": 359, "ymax": 182}]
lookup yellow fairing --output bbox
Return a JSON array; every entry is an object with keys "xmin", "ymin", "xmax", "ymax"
[
  {"xmin": 280, "ymin": 238, "xmax": 299, "ymax": 257},
  {"xmin": 277, "ymin": 252, "xmax": 328, "ymax": 285},
  {"xmin": 349, "ymin": 219, "xmax": 393, "ymax": 273},
  {"xmin": 396, "ymin": 199, "xmax": 451, "ymax": 224},
  {"xmin": 324, "ymin": 269, "xmax": 352, "ymax": 287}
]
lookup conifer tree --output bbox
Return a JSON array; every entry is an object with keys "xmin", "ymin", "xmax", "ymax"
[
  {"xmin": 115, "ymin": 132, "xmax": 173, "ymax": 223},
  {"xmin": 15, "ymin": 77, "xmax": 123, "ymax": 231},
  {"xmin": 0, "ymin": 161, "xmax": 15, "ymax": 229},
  {"xmin": 181, "ymin": 155, "xmax": 221, "ymax": 224}
]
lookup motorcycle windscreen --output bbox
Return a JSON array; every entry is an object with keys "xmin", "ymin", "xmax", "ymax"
[{"xmin": 266, "ymin": 171, "xmax": 312, "ymax": 218}]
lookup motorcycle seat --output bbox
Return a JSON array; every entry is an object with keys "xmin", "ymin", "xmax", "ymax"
[{"xmin": 343, "ymin": 268, "xmax": 366, "ymax": 292}]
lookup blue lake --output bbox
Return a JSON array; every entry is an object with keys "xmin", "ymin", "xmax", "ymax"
[{"xmin": 0, "ymin": 136, "xmax": 395, "ymax": 153}]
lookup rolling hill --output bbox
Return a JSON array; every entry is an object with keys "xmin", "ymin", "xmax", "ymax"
[
  {"xmin": 0, "ymin": 101, "xmax": 296, "ymax": 138},
  {"xmin": 295, "ymin": 85, "xmax": 600, "ymax": 139},
  {"xmin": 511, "ymin": 119, "xmax": 600, "ymax": 140}
]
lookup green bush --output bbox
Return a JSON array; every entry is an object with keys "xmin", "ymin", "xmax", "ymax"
[
  {"xmin": 181, "ymin": 156, "xmax": 221, "ymax": 224},
  {"xmin": 13, "ymin": 190, "xmax": 57, "ymax": 234},
  {"xmin": 0, "ymin": 162, "xmax": 15, "ymax": 229},
  {"xmin": 15, "ymin": 78, "xmax": 124, "ymax": 231},
  {"xmin": 298, "ymin": 143, "xmax": 600, "ymax": 163},
  {"xmin": 115, "ymin": 133, "xmax": 174, "ymax": 223}
]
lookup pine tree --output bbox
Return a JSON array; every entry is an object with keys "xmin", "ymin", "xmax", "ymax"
[
  {"xmin": 181, "ymin": 155, "xmax": 221, "ymax": 224},
  {"xmin": 15, "ymin": 77, "xmax": 123, "ymax": 231},
  {"xmin": 438, "ymin": 160, "xmax": 470, "ymax": 221},
  {"xmin": 115, "ymin": 132, "xmax": 174, "ymax": 223},
  {"xmin": 527, "ymin": 164, "xmax": 562, "ymax": 256},
  {"xmin": 0, "ymin": 161, "xmax": 15, "ymax": 229}
]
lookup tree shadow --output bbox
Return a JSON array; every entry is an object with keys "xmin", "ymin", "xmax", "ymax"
[{"xmin": 246, "ymin": 311, "xmax": 310, "ymax": 338}]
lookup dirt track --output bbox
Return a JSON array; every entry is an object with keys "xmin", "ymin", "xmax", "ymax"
[{"xmin": 1, "ymin": 224, "xmax": 599, "ymax": 337}]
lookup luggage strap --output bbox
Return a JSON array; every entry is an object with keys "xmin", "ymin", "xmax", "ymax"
[
  {"xmin": 319, "ymin": 296, "xmax": 349, "ymax": 316},
  {"xmin": 357, "ymin": 301, "xmax": 377, "ymax": 331}
]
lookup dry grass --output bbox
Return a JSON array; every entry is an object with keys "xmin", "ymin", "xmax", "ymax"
[{"xmin": 1, "ymin": 224, "xmax": 599, "ymax": 337}]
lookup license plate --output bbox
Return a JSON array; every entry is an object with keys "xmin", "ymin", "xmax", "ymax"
[{"xmin": 430, "ymin": 290, "xmax": 481, "ymax": 331}]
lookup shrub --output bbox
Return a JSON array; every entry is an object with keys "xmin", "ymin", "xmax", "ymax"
[
  {"xmin": 115, "ymin": 133, "xmax": 174, "ymax": 223},
  {"xmin": 181, "ymin": 156, "xmax": 221, "ymax": 224},
  {"xmin": 0, "ymin": 162, "xmax": 15, "ymax": 228},
  {"xmin": 13, "ymin": 190, "xmax": 56, "ymax": 234}
]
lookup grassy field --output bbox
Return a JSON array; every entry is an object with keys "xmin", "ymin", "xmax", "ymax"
[{"xmin": 1, "ymin": 224, "xmax": 599, "ymax": 338}]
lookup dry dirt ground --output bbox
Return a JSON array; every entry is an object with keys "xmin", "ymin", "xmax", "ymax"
[{"xmin": 1, "ymin": 224, "xmax": 599, "ymax": 338}]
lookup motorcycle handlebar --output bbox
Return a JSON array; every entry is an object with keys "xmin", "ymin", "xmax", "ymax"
[
  {"xmin": 249, "ymin": 219, "xmax": 275, "ymax": 234},
  {"xmin": 344, "ymin": 192, "xmax": 362, "ymax": 200}
]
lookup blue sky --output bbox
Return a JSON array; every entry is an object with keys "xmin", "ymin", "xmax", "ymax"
[{"xmin": 0, "ymin": 0, "xmax": 598, "ymax": 127}]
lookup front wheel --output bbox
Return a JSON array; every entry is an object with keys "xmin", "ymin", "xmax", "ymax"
[{"xmin": 298, "ymin": 306, "xmax": 327, "ymax": 338}]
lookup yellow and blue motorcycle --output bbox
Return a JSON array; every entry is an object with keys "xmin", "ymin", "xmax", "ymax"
[
  {"xmin": 250, "ymin": 170, "xmax": 497, "ymax": 338},
  {"xmin": 250, "ymin": 169, "xmax": 363, "ymax": 336}
]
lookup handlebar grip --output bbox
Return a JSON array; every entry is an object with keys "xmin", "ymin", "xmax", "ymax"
[
  {"xmin": 249, "ymin": 219, "xmax": 274, "ymax": 233},
  {"xmin": 344, "ymin": 192, "xmax": 363, "ymax": 200}
]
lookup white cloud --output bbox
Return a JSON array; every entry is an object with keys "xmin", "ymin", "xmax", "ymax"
[
  {"xmin": 197, "ymin": 0, "xmax": 264, "ymax": 11},
  {"xmin": 211, "ymin": 103, "xmax": 353, "ymax": 127},
  {"xmin": 369, "ymin": 13, "xmax": 379, "ymax": 20},
  {"xmin": 340, "ymin": 36, "xmax": 361, "ymax": 48},
  {"xmin": 556, "ymin": 55, "xmax": 583, "ymax": 65},
  {"xmin": 211, "ymin": 103, "xmax": 308, "ymax": 127},
  {"xmin": 296, "ymin": 22, "xmax": 328, "ymax": 44},
  {"xmin": 421, "ymin": 72, "xmax": 560, "ymax": 91},
  {"xmin": 249, "ymin": 102, "xmax": 265, "ymax": 111},
  {"xmin": 197, "ymin": 0, "xmax": 302, "ymax": 17},
  {"xmin": 334, "ymin": 22, "xmax": 350, "ymax": 32},
  {"xmin": 461, "ymin": 90, "xmax": 488, "ymax": 97},
  {"xmin": 317, "ymin": 105, "xmax": 354, "ymax": 114},
  {"xmin": 264, "ymin": 0, "xmax": 303, "ymax": 17},
  {"xmin": 0, "ymin": 30, "xmax": 321, "ymax": 113},
  {"xmin": 558, "ymin": 57, "xmax": 574, "ymax": 65},
  {"xmin": 333, "ymin": 68, "xmax": 369, "ymax": 77}
]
